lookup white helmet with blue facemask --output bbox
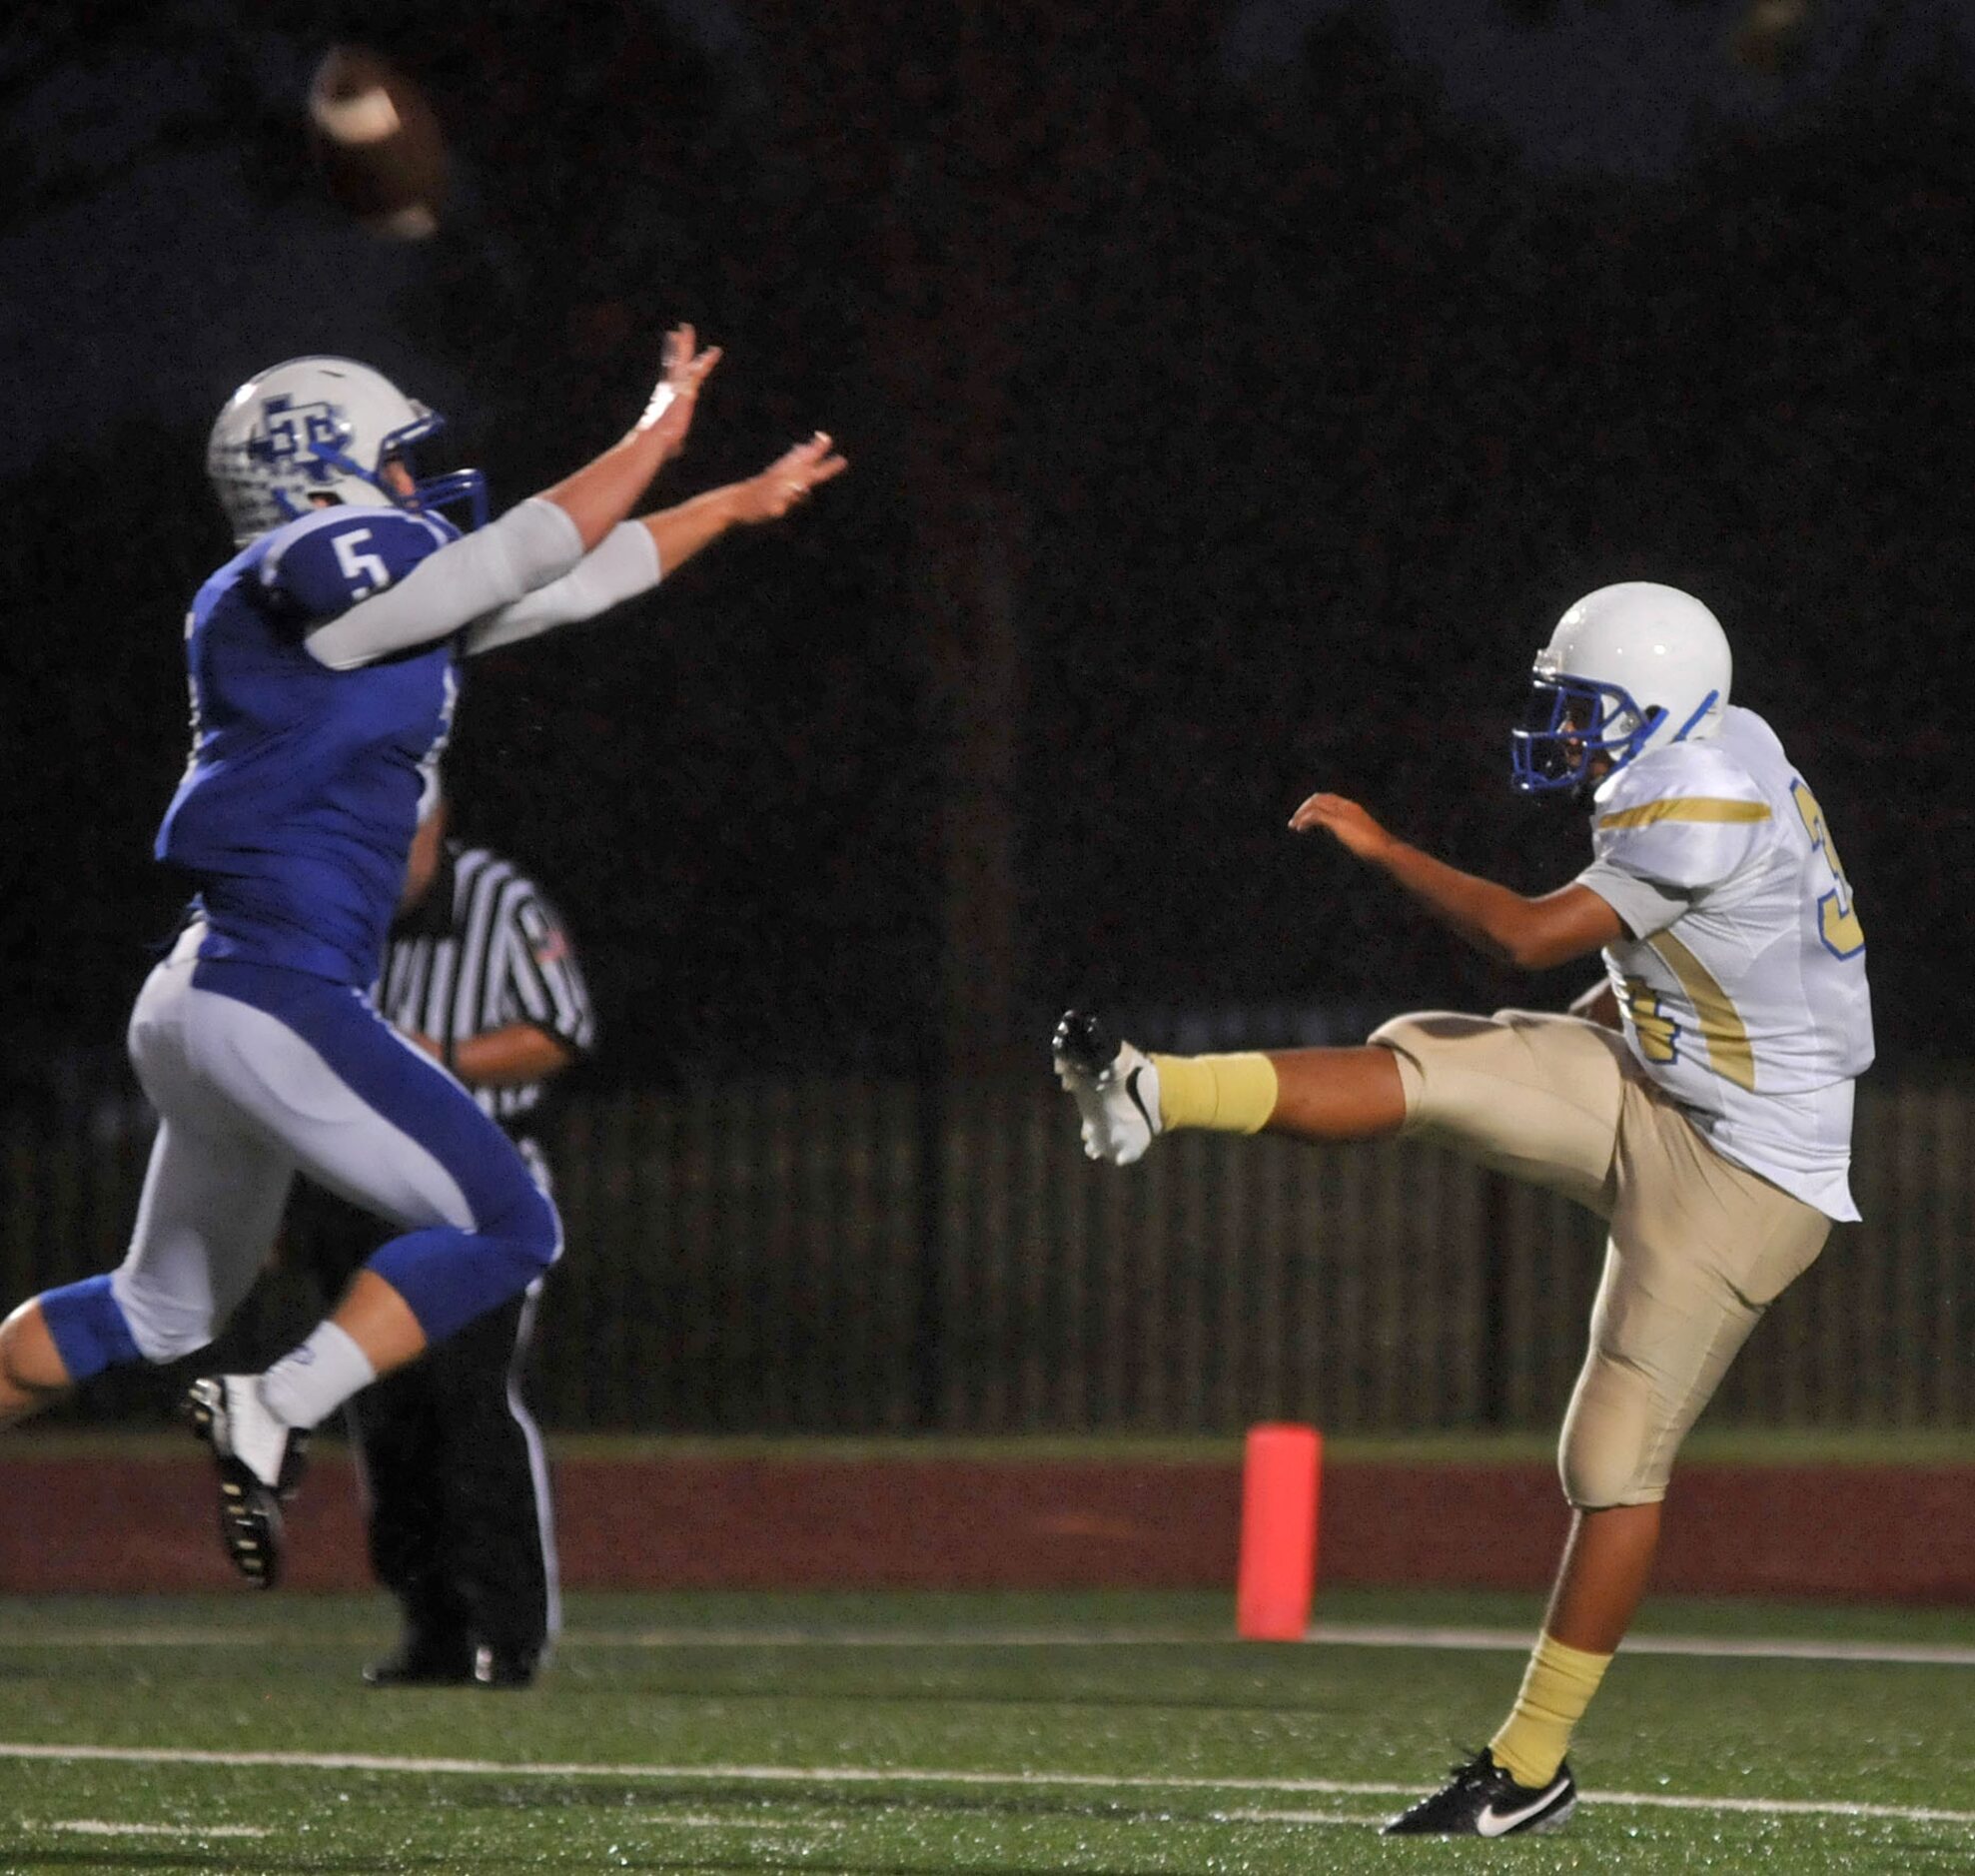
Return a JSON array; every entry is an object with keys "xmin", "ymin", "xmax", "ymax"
[
  {"xmin": 1510, "ymin": 581, "xmax": 1732, "ymax": 796},
  {"xmin": 206, "ymin": 355, "xmax": 488, "ymax": 546}
]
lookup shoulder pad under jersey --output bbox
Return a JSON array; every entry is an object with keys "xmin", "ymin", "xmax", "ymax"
[
  {"xmin": 257, "ymin": 506, "xmax": 457, "ymax": 624},
  {"xmin": 1588, "ymin": 739, "xmax": 1772, "ymax": 894}
]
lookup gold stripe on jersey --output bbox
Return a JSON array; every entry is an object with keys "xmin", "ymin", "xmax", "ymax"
[
  {"xmin": 1597, "ymin": 797, "xmax": 1773, "ymax": 830},
  {"xmin": 1645, "ymin": 931, "xmax": 1757, "ymax": 1092}
]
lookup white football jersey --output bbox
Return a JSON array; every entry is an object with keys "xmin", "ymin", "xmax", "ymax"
[{"xmin": 1575, "ymin": 706, "xmax": 1874, "ymax": 1221}]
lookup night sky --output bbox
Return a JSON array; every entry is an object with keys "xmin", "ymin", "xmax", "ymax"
[{"xmin": 4, "ymin": 0, "xmax": 1971, "ymax": 1096}]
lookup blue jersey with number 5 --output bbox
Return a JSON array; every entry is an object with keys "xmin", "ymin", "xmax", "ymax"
[{"xmin": 158, "ymin": 505, "xmax": 463, "ymax": 987}]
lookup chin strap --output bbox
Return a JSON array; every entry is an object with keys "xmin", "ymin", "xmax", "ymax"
[
  {"xmin": 1668, "ymin": 689, "xmax": 1720, "ymax": 743},
  {"xmin": 305, "ymin": 439, "xmax": 384, "ymax": 493}
]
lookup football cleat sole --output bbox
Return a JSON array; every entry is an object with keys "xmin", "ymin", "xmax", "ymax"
[{"xmin": 184, "ymin": 1380, "xmax": 305, "ymax": 1590}]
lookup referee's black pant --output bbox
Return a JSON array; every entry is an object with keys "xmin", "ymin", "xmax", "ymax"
[
  {"xmin": 291, "ymin": 1155, "xmax": 559, "ymax": 1673},
  {"xmin": 347, "ymin": 1275, "xmax": 556, "ymax": 1669}
]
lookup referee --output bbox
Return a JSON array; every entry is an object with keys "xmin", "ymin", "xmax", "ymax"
[{"xmin": 293, "ymin": 780, "xmax": 594, "ymax": 1688}]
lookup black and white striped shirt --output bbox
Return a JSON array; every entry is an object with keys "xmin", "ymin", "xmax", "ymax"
[{"xmin": 376, "ymin": 843, "xmax": 595, "ymax": 1128}]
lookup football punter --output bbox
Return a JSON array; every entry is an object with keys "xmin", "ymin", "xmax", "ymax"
[
  {"xmin": 0, "ymin": 328, "xmax": 845, "ymax": 1589},
  {"xmin": 1053, "ymin": 581, "xmax": 1873, "ymax": 1836}
]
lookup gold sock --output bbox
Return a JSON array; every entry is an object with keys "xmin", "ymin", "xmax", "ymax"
[
  {"xmin": 1148, "ymin": 1053, "xmax": 1279, "ymax": 1135},
  {"xmin": 1488, "ymin": 1632, "xmax": 1611, "ymax": 1789}
]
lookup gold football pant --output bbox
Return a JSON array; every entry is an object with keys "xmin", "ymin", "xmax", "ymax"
[{"xmin": 1371, "ymin": 1010, "xmax": 1830, "ymax": 1507}]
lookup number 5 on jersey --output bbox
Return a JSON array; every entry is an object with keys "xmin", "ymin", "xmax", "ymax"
[
  {"xmin": 332, "ymin": 527, "xmax": 392, "ymax": 601},
  {"xmin": 1790, "ymin": 779, "xmax": 1864, "ymax": 960}
]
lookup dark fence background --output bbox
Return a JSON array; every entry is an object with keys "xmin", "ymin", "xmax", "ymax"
[
  {"xmin": 9, "ymin": 1064, "xmax": 1969, "ymax": 1437},
  {"xmin": 5, "ymin": 2, "xmax": 1973, "ymax": 1455}
]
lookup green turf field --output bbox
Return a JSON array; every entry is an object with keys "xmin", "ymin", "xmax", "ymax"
[{"xmin": 3, "ymin": 1586, "xmax": 1970, "ymax": 1873}]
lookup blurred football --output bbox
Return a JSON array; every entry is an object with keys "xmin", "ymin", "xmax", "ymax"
[
  {"xmin": 1730, "ymin": 0, "xmax": 1811, "ymax": 73},
  {"xmin": 307, "ymin": 44, "xmax": 448, "ymax": 241}
]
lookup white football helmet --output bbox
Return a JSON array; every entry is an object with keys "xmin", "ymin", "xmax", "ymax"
[
  {"xmin": 206, "ymin": 356, "xmax": 487, "ymax": 546},
  {"xmin": 1510, "ymin": 581, "xmax": 1732, "ymax": 794}
]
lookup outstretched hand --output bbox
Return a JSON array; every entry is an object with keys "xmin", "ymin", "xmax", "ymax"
[
  {"xmin": 1289, "ymin": 790, "xmax": 1397, "ymax": 864},
  {"xmin": 633, "ymin": 324, "xmax": 724, "ymax": 460},
  {"xmin": 733, "ymin": 432, "xmax": 849, "ymax": 524}
]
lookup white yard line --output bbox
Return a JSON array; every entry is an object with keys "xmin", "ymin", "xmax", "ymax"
[
  {"xmin": 1, "ymin": 1629, "xmax": 262, "ymax": 1648},
  {"xmin": 1305, "ymin": 1622, "xmax": 1975, "ymax": 1667},
  {"xmin": 36, "ymin": 1820, "xmax": 269, "ymax": 1838},
  {"xmin": 15, "ymin": 1620, "xmax": 1971, "ymax": 1666},
  {"xmin": 3, "ymin": 1743, "xmax": 1972, "ymax": 1829}
]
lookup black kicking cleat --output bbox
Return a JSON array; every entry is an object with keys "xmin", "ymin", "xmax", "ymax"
[
  {"xmin": 1051, "ymin": 1009, "xmax": 1119, "ymax": 1077},
  {"xmin": 1382, "ymin": 1747, "xmax": 1577, "ymax": 1837},
  {"xmin": 363, "ymin": 1637, "xmax": 478, "ymax": 1687},
  {"xmin": 1051, "ymin": 1010, "xmax": 1161, "ymax": 1165},
  {"xmin": 184, "ymin": 1377, "xmax": 308, "ymax": 1589},
  {"xmin": 473, "ymin": 1644, "xmax": 540, "ymax": 1689}
]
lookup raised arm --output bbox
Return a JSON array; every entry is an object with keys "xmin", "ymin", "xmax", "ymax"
[
  {"xmin": 638, "ymin": 432, "xmax": 846, "ymax": 575},
  {"xmin": 1289, "ymin": 791, "xmax": 1623, "ymax": 971},
  {"xmin": 534, "ymin": 325, "xmax": 722, "ymax": 549},
  {"xmin": 463, "ymin": 432, "xmax": 847, "ymax": 656},
  {"xmin": 304, "ymin": 328, "xmax": 721, "ymax": 670}
]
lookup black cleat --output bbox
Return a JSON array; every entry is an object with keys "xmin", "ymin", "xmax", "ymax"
[
  {"xmin": 363, "ymin": 1637, "xmax": 478, "ymax": 1688},
  {"xmin": 474, "ymin": 1644, "xmax": 540, "ymax": 1689},
  {"xmin": 1051, "ymin": 1010, "xmax": 1161, "ymax": 1165},
  {"xmin": 1051, "ymin": 1009, "xmax": 1119, "ymax": 1077},
  {"xmin": 1383, "ymin": 1748, "xmax": 1576, "ymax": 1837},
  {"xmin": 364, "ymin": 1637, "xmax": 539, "ymax": 1689},
  {"xmin": 184, "ymin": 1377, "xmax": 308, "ymax": 1590}
]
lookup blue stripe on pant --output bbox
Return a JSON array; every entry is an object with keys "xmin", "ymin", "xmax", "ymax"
[{"xmin": 193, "ymin": 957, "xmax": 560, "ymax": 1343}]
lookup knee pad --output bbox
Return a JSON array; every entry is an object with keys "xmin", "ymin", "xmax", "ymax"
[
  {"xmin": 38, "ymin": 1275, "xmax": 143, "ymax": 1382},
  {"xmin": 1367, "ymin": 1010, "xmax": 1510, "ymax": 1125},
  {"xmin": 1557, "ymin": 1350, "xmax": 1668, "ymax": 1508},
  {"xmin": 1368, "ymin": 1008, "xmax": 1621, "ymax": 1211},
  {"xmin": 1366, "ymin": 1018, "xmax": 1427, "ymax": 1115},
  {"xmin": 1368, "ymin": 1010, "xmax": 1480, "ymax": 1052},
  {"xmin": 367, "ymin": 1186, "xmax": 560, "ymax": 1346}
]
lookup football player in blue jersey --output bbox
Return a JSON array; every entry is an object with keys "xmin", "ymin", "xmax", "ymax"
[{"xmin": 0, "ymin": 328, "xmax": 845, "ymax": 1586}]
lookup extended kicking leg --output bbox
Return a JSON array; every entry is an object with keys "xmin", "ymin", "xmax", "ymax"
[{"xmin": 1052, "ymin": 1009, "xmax": 1408, "ymax": 1163}]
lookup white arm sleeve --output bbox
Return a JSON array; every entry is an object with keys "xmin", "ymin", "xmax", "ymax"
[
  {"xmin": 304, "ymin": 497, "xmax": 586, "ymax": 670},
  {"xmin": 463, "ymin": 522, "xmax": 661, "ymax": 657}
]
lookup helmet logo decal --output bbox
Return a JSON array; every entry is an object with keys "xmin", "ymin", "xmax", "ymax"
[
  {"xmin": 208, "ymin": 356, "xmax": 489, "ymax": 545},
  {"xmin": 246, "ymin": 396, "xmax": 354, "ymax": 479}
]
